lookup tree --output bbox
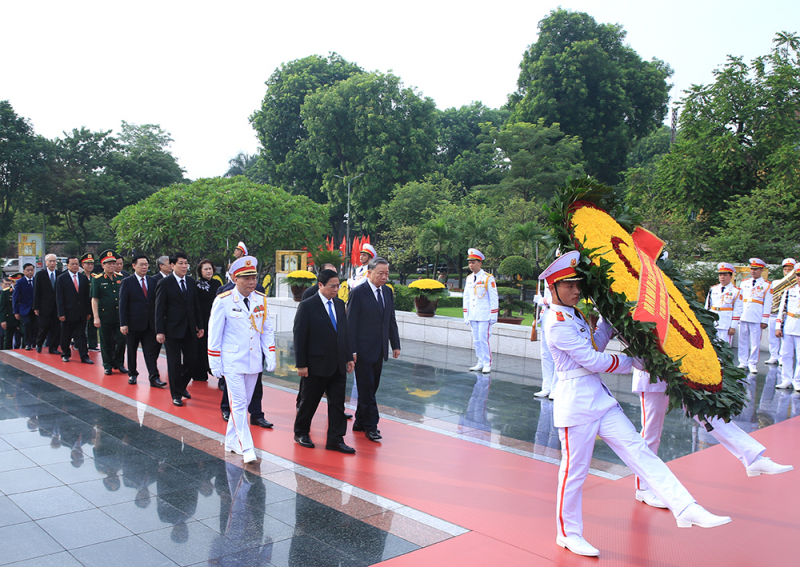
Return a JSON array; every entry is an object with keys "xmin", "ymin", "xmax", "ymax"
[
  {"xmin": 112, "ymin": 176, "xmax": 328, "ymax": 265},
  {"xmin": 224, "ymin": 152, "xmax": 259, "ymax": 178},
  {"xmin": 249, "ymin": 53, "xmax": 363, "ymax": 201},
  {"xmin": 0, "ymin": 101, "xmax": 52, "ymax": 239},
  {"xmin": 302, "ymin": 71, "xmax": 439, "ymax": 233},
  {"xmin": 510, "ymin": 9, "xmax": 672, "ymax": 184},
  {"xmin": 379, "ymin": 175, "xmax": 456, "ymax": 233},
  {"xmin": 476, "ymin": 120, "xmax": 584, "ymax": 202},
  {"xmin": 377, "ymin": 225, "xmax": 420, "ymax": 284},
  {"xmin": 417, "ymin": 218, "xmax": 452, "ymax": 277}
]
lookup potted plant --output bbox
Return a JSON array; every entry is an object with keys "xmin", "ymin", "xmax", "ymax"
[
  {"xmin": 407, "ymin": 278, "xmax": 449, "ymax": 317},
  {"xmin": 497, "ymin": 256, "xmax": 535, "ymax": 324},
  {"xmin": 285, "ymin": 270, "xmax": 317, "ymax": 302}
]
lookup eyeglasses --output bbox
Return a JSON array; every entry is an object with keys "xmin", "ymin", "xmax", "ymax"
[{"xmin": 324, "ymin": 283, "xmax": 341, "ymax": 289}]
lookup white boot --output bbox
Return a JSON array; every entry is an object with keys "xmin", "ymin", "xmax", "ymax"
[
  {"xmin": 675, "ymin": 503, "xmax": 731, "ymax": 528},
  {"xmin": 635, "ymin": 488, "xmax": 668, "ymax": 509},
  {"xmin": 469, "ymin": 363, "xmax": 483, "ymax": 371},
  {"xmin": 745, "ymin": 456, "xmax": 794, "ymax": 477},
  {"xmin": 556, "ymin": 534, "xmax": 599, "ymax": 557}
]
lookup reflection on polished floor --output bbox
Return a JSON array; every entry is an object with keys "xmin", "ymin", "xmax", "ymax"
[{"xmin": 0, "ymin": 332, "xmax": 798, "ymax": 566}]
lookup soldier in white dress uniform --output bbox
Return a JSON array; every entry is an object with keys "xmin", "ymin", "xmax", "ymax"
[
  {"xmin": 632, "ymin": 368, "xmax": 791, "ymax": 508},
  {"xmin": 347, "ymin": 244, "xmax": 376, "ymax": 292},
  {"xmin": 767, "ymin": 258, "xmax": 797, "ymax": 364},
  {"xmin": 540, "ymin": 251, "xmax": 730, "ymax": 558},
  {"xmin": 208, "ymin": 256, "xmax": 276, "ymax": 464},
  {"xmin": 704, "ymin": 262, "xmax": 743, "ymax": 345},
  {"xmin": 775, "ymin": 264, "xmax": 800, "ymax": 390},
  {"xmin": 462, "ymin": 249, "xmax": 499, "ymax": 373},
  {"xmin": 737, "ymin": 258, "xmax": 772, "ymax": 373},
  {"xmin": 226, "ymin": 241, "xmax": 248, "ymax": 282},
  {"xmin": 534, "ymin": 285, "xmax": 556, "ymax": 398}
]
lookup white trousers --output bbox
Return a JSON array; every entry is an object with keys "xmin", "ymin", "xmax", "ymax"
[
  {"xmin": 716, "ymin": 327, "xmax": 734, "ymax": 345},
  {"xmin": 768, "ymin": 315, "xmax": 782, "ymax": 360},
  {"xmin": 556, "ymin": 405, "xmax": 695, "ymax": 538},
  {"xmin": 635, "ymin": 391, "xmax": 765, "ymax": 492},
  {"xmin": 470, "ymin": 321, "xmax": 492, "ymax": 366},
  {"xmin": 539, "ymin": 314, "xmax": 556, "ymax": 392},
  {"xmin": 738, "ymin": 321, "xmax": 763, "ymax": 367},
  {"xmin": 779, "ymin": 334, "xmax": 800, "ymax": 388},
  {"xmin": 225, "ymin": 372, "xmax": 258, "ymax": 453}
]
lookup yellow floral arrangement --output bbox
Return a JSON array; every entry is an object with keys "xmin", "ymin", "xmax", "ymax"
[
  {"xmin": 546, "ymin": 178, "xmax": 746, "ymax": 423},
  {"xmin": 408, "ymin": 278, "xmax": 448, "ymax": 301},
  {"xmin": 285, "ymin": 270, "xmax": 317, "ymax": 287},
  {"xmin": 409, "ymin": 279, "xmax": 446, "ymax": 290}
]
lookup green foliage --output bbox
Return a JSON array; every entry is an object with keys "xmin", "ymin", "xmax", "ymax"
[
  {"xmin": 302, "ymin": 71, "xmax": 438, "ymax": 232},
  {"xmin": 476, "ymin": 120, "xmax": 585, "ymax": 202},
  {"xmin": 112, "ymin": 177, "xmax": 328, "ymax": 266},
  {"xmin": 626, "ymin": 125, "xmax": 671, "ymax": 169},
  {"xmin": 249, "ymin": 53, "xmax": 363, "ymax": 200},
  {"xmin": 379, "ymin": 175, "xmax": 455, "ymax": 232},
  {"xmin": 498, "ymin": 255, "xmax": 534, "ymax": 279},
  {"xmin": 377, "ymin": 225, "xmax": 420, "ymax": 284},
  {"xmin": 391, "ymin": 284, "xmax": 415, "ymax": 312},
  {"xmin": 310, "ymin": 249, "xmax": 343, "ymax": 269},
  {"xmin": 224, "ymin": 152, "xmax": 260, "ymax": 179},
  {"xmin": 510, "ymin": 9, "xmax": 672, "ymax": 184}
]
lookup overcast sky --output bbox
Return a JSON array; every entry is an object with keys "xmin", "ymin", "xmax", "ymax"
[{"xmin": 2, "ymin": 0, "xmax": 797, "ymax": 180}]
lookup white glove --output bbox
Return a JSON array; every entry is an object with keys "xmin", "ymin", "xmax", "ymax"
[
  {"xmin": 632, "ymin": 357, "xmax": 645, "ymax": 371},
  {"xmin": 534, "ymin": 294, "xmax": 542, "ymax": 305},
  {"xmin": 211, "ymin": 369, "xmax": 223, "ymax": 379},
  {"xmin": 464, "ymin": 318, "xmax": 471, "ymax": 325},
  {"xmin": 265, "ymin": 355, "xmax": 277, "ymax": 373}
]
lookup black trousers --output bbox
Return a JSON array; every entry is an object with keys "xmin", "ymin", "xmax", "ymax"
[
  {"xmin": 99, "ymin": 317, "xmax": 125, "ymax": 370},
  {"xmin": 2, "ymin": 320, "xmax": 22, "ymax": 349},
  {"xmin": 61, "ymin": 318, "xmax": 89, "ymax": 360},
  {"xmin": 354, "ymin": 358, "xmax": 383, "ymax": 432},
  {"xmin": 126, "ymin": 325, "xmax": 160, "ymax": 378},
  {"xmin": 164, "ymin": 333, "xmax": 197, "ymax": 401},
  {"xmin": 36, "ymin": 311, "xmax": 61, "ymax": 352},
  {"xmin": 20, "ymin": 313, "xmax": 37, "ymax": 348},
  {"xmin": 221, "ymin": 372, "xmax": 264, "ymax": 419},
  {"xmin": 87, "ymin": 320, "xmax": 98, "ymax": 349},
  {"xmin": 294, "ymin": 369, "xmax": 347, "ymax": 444}
]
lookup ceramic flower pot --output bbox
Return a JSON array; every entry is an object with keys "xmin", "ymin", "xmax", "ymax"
[{"xmin": 414, "ymin": 296, "xmax": 438, "ymax": 317}]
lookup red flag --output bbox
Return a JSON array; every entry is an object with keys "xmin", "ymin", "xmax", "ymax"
[
  {"xmin": 351, "ymin": 235, "xmax": 361, "ymax": 266},
  {"xmin": 365, "ymin": 234, "xmax": 371, "ymax": 245},
  {"xmin": 339, "ymin": 236, "xmax": 347, "ymax": 258}
]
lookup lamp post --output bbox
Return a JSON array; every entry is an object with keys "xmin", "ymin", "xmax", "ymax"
[{"xmin": 333, "ymin": 173, "xmax": 364, "ymax": 274}]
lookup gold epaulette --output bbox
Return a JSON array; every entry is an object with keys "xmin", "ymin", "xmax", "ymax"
[
  {"xmin": 92, "ymin": 273, "xmax": 103, "ymax": 279},
  {"xmin": 254, "ymin": 290, "xmax": 266, "ymax": 297},
  {"xmin": 218, "ymin": 290, "xmax": 232, "ymax": 298}
]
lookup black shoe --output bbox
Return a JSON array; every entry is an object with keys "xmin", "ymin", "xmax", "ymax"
[
  {"xmin": 294, "ymin": 434, "xmax": 314, "ymax": 448},
  {"xmin": 128, "ymin": 375, "xmax": 137, "ymax": 385},
  {"xmin": 365, "ymin": 430, "xmax": 382, "ymax": 442},
  {"xmin": 352, "ymin": 424, "xmax": 380, "ymax": 434},
  {"xmin": 49, "ymin": 349, "xmax": 62, "ymax": 355},
  {"xmin": 61, "ymin": 356, "xmax": 69, "ymax": 363},
  {"xmin": 149, "ymin": 376, "xmax": 166, "ymax": 388},
  {"xmin": 24, "ymin": 346, "xmax": 32, "ymax": 351},
  {"xmin": 89, "ymin": 346, "xmax": 100, "ymax": 351},
  {"xmin": 36, "ymin": 345, "xmax": 42, "ymax": 353},
  {"xmin": 193, "ymin": 377, "xmax": 208, "ymax": 382},
  {"xmin": 250, "ymin": 417, "xmax": 273, "ymax": 429},
  {"xmin": 181, "ymin": 390, "xmax": 191, "ymax": 399},
  {"xmin": 217, "ymin": 377, "xmax": 225, "ymax": 390},
  {"xmin": 104, "ymin": 368, "xmax": 112, "ymax": 375},
  {"xmin": 345, "ymin": 413, "xmax": 353, "ymax": 420},
  {"xmin": 326, "ymin": 441, "xmax": 356, "ymax": 454},
  {"xmin": 116, "ymin": 366, "xmax": 128, "ymax": 374},
  {"xmin": 81, "ymin": 357, "xmax": 94, "ymax": 364},
  {"xmin": 222, "ymin": 411, "xmax": 230, "ymax": 421},
  {"xmin": 172, "ymin": 398, "xmax": 183, "ymax": 407}
]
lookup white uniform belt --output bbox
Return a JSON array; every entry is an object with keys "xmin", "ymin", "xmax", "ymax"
[
  {"xmin": 556, "ymin": 367, "xmax": 595, "ymax": 381},
  {"xmin": 711, "ymin": 307, "xmax": 733, "ymax": 311}
]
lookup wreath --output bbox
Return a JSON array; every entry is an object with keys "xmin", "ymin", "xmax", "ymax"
[{"xmin": 544, "ymin": 178, "xmax": 747, "ymax": 425}]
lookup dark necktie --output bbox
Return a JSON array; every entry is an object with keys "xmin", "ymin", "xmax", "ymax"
[
  {"xmin": 327, "ymin": 299, "xmax": 337, "ymax": 330},
  {"xmin": 244, "ymin": 297, "xmax": 250, "ymax": 311},
  {"xmin": 50, "ymin": 272, "xmax": 55, "ymax": 288},
  {"xmin": 377, "ymin": 286, "xmax": 385, "ymax": 316},
  {"xmin": 180, "ymin": 279, "xmax": 186, "ymax": 294},
  {"xmin": 141, "ymin": 277, "xmax": 147, "ymax": 298}
]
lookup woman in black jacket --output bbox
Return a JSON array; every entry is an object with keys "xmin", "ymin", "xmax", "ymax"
[{"xmin": 193, "ymin": 259, "xmax": 221, "ymax": 381}]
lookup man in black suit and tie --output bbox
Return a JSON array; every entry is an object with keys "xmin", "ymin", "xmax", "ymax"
[
  {"xmin": 153, "ymin": 256, "xmax": 172, "ymax": 281},
  {"xmin": 293, "ymin": 269, "xmax": 355, "ymax": 454},
  {"xmin": 346, "ymin": 257, "xmax": 400, "ymax": 442},
  {"xmin": 33, "ymin": 253, "xmax": 62, "ymax": 354},
  {"xmin": 55, "ymin": 256, "xmax": 93, "ymax": 364},
  {"xmin": 155, "ymin": 252, "xmax": 204, "ymax": 406},
  {"xmin": 12, "ymin": 263, "xmax": 37, "ymax": 350},
  {"xmin": 120, "ymin": 254, "xmax": 166, "ymax": 388}
]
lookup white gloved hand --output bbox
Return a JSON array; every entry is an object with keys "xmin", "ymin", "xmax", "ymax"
[
  {"xmin": 534, "ymin": 294, "xmax": 543, "ymax": 305},
  {"xmin": 632, "ymin": 357, "xmax": 646, "ymax": 371},
  {"xmin": 211, "ymin": 369, "xmax": 223, "ymax": 379}
]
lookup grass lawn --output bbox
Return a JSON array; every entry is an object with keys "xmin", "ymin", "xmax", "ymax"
[{"xmin": 434, "ymin": 306, "xmax": 536, "ymax": 327}]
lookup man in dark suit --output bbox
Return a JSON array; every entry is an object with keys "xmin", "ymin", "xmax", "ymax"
[
  {"xmin": 120, "ymin": 254, "xmax": 165, "ymax": 388},
  {"xmin": 293, "ymin": 269, "xmax": 355, "ymax": 453},
  {"xmin": 33, "ymin": 253, "xmax": 62, "ymax": 354},
  {"xmin": 346, "ymin": 257, "xmax": 400, "ymax": 442},
  {"xmin": 80, "ymin": 253, "xmax": 99, "ymax": 351},
  {"xmin": 12, "ymin": 263, "xmax": 37, "ymax": 350},
  {"xmin": 153, "ymin": 256, "xmax": 172, "ymax": 281},
  {"xmin": 155, "ymin": 252, "xmax": 204, "ymax": 406},
  {"xmin": 55, "ymin": 256, "xmax": 93, "ymax": 364}
]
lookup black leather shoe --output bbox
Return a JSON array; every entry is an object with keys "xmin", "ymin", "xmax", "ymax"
[
  {"xmin": 104, "ymin": 368, "xmax": 112, "ymax": 375},
  {"xmin": 251, "ymin": 417, "xmax": 273, "ymax": 428},
  {"xmin": 294, "ymin": 434, "xmax": 314, "ymax": 448},
  {"xmin": 345, "ymin": 413, "xmax": 353, "ymax": 420},
  {"xmin": 218, "ymin": 377, "xmax": 225, "ymax": 390},
  {"xmin": 128, "ymin": 375, "xmax": 137, "ymax": 385},
  {"xmin": 193, "ymin": 376, "xmax": 208, "ymax": 382},
  {"xmin": 222, "ymin": 411, "xmax": 230, "ymax": 421},
  {"xmin": 181, "ymin": 390, "xmax": 191, "ymax": 399},
  {"xmin": 353, "ymin": 424, "xmax": 380, "ymax": 434},
  {"xmin": 61, "ymin": 356, "xmax": 70, "ymax": 363},
  {"xmin": 35, "ymin": 346, "xmax": 42, "ymax": 353},
  {"xmin": 172, "ymin": 398, "xmax": 183, "ymax": 407},
  {"xmin": 326, "ymin": 441, "xmax": 356, "ymax": 454},
  {"xmin": 365, "ymin": 430, "xmax": 382, "ymax": 442},
  {"xmin": 116, "ymin": 366, "xmax": 128, "ymax": 374},
  {"xmin": 49, "ymin": 350, "xmax": 62, "ymax": 355},
  {"xmin": 149, "ymin": 376, "xmax": 167, "ymax": 388},
  {"xmin": 81, "ymin": 357, "xmax": 94, "ymax": 364}
]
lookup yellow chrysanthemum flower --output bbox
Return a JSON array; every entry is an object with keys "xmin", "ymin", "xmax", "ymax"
[{"xmin": 409, "ymin": 279, "xmax": 446, "ymax": 290}]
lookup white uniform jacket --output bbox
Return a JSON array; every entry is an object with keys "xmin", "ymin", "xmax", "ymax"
[
  {"xmin": 704, "ymin": 282, "xmax": 742, "ymax": 331},
  {"xmin": 347, "ymin": 265, "xmax": 369, "ymax": 291},
  {"xmin": 777, "ymin": 286, "xmax": 800, "ymax": 336},
  {"xmin": 545, "ymin": 305, "xmax": 634, "ymax": 428},
  {"xmin": 462, "ymin": 269, "xmax": 499, "ymax": 323},
  {"xmin": 739, "ymin": 277, "xmax": 772, "ymax": 324},
  {"xmin": 208, "ymin": 289, "xmax": 276, "ymax": 376}
]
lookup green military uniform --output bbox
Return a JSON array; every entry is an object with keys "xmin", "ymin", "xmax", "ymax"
[
  {"xmin": 0, "ymin": 278, "xmax": 21, "ymax": 349},
  {"xmin": 91, "ymin": 251, "xmax": 126, "ymax": 372},
  {"xmin": 81, "ymin": 253, "xmax": 99, "ymax": 350}
]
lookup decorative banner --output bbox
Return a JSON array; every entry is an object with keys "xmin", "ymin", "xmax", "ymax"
[{"xmin": 631, "ymin": 227, "xmax": 670, "ymax": 348}]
